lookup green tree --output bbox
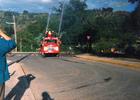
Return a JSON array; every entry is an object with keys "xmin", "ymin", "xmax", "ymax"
[{"xmin": 56, "ymin": 0, "xmax": 87, "ymax": 44}]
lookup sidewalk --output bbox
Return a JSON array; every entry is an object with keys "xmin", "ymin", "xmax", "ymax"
[
  {"xmin": 76, "ymin": 54, "xmax": 140, "ymax": 71},
  {"xmin": 5, "ymin": 62, "xmax": 35, "ymax": 100}
]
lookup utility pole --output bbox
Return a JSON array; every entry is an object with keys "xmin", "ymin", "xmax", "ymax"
[
  {"xmin": 20, "ymin": 38, "xmax": 22, "ymax": 52},
  {"xmin": 13, "ymin": 15, "xmax": 17, "ymax": 52},
  {"xmin": 58, "ymin": 0, "xmax": 65, "ymax": 36},
  {"xmin": 46, "ymin": 9, "xmax": 52, "ymax": 32},
  {"xmin": 6, "ymin": 15, "xmax": 17, "ymax": 52}
]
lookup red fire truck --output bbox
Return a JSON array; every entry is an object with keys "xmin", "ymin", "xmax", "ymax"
[{"xmin": 39, "ymin": 31, "xmax": 61, "ymax": 56}]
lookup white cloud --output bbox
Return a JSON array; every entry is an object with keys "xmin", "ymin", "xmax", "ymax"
[
  {"xmin": 42, "ymin": 0, "xmax": 52, "ymax": 3},
  {"xmin": 110, "ymin": 2, "xmax": 129, "ymax": 7}
]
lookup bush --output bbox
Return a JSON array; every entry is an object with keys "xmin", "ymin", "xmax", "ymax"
[{"xmin": 93, "ymin": 39, "xmax": 117, "ymax": 53}]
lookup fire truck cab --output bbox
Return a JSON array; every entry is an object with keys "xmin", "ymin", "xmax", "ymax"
[{"xmin": 39, "ymin": 31, "xmax": 61, "ymax": 56}]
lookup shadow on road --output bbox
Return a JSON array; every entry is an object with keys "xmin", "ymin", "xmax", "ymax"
[
  {"xmin": 42, "ymin": 92, "xmax": 54, "ymax": 100},
  {"xmin": 5, "ymin": 74, "xmax": 35, "ymax": 100}
]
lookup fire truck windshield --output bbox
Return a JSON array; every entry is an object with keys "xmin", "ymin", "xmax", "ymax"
[{"xmin": 45, "ymin": 39, "xmax": 57, "ymax": 43}]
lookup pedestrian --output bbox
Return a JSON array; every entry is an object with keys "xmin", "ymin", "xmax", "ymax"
[{"xmin": 0, "ymin": 29, "xmax": 16, "ymax": 100}]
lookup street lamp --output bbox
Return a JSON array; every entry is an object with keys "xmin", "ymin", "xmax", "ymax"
[{"xmin": 6, "ymin": 15, "xmax": 17, "ymax": 52}]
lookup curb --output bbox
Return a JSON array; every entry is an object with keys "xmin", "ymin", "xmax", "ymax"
[{"xmin": 75, "ymin": 55, "xmax": 140, "ymax": 70}]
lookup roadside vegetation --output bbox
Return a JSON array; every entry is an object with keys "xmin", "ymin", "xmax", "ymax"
[{"xmin": 0, "ymin": 0, "xmax": 139, "ymax": 58}]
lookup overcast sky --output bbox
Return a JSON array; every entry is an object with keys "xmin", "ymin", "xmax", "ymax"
[{"xmin": 0, "ymin": 0, "xmax": 137, "ymax": 13}]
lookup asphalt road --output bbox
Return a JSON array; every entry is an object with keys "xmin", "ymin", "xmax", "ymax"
[{"xmin": 8, "ymin": 54, "xmax": 140, "ymax": 100}]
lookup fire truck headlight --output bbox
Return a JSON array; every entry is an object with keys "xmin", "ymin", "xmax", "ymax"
[
  {"xmin": 44, "ymin": 47, "xmax": 48, "ymax": 51},
  {"xmin": 54, "ymin": 47, "xmax": 59, "ymax": 51}
]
